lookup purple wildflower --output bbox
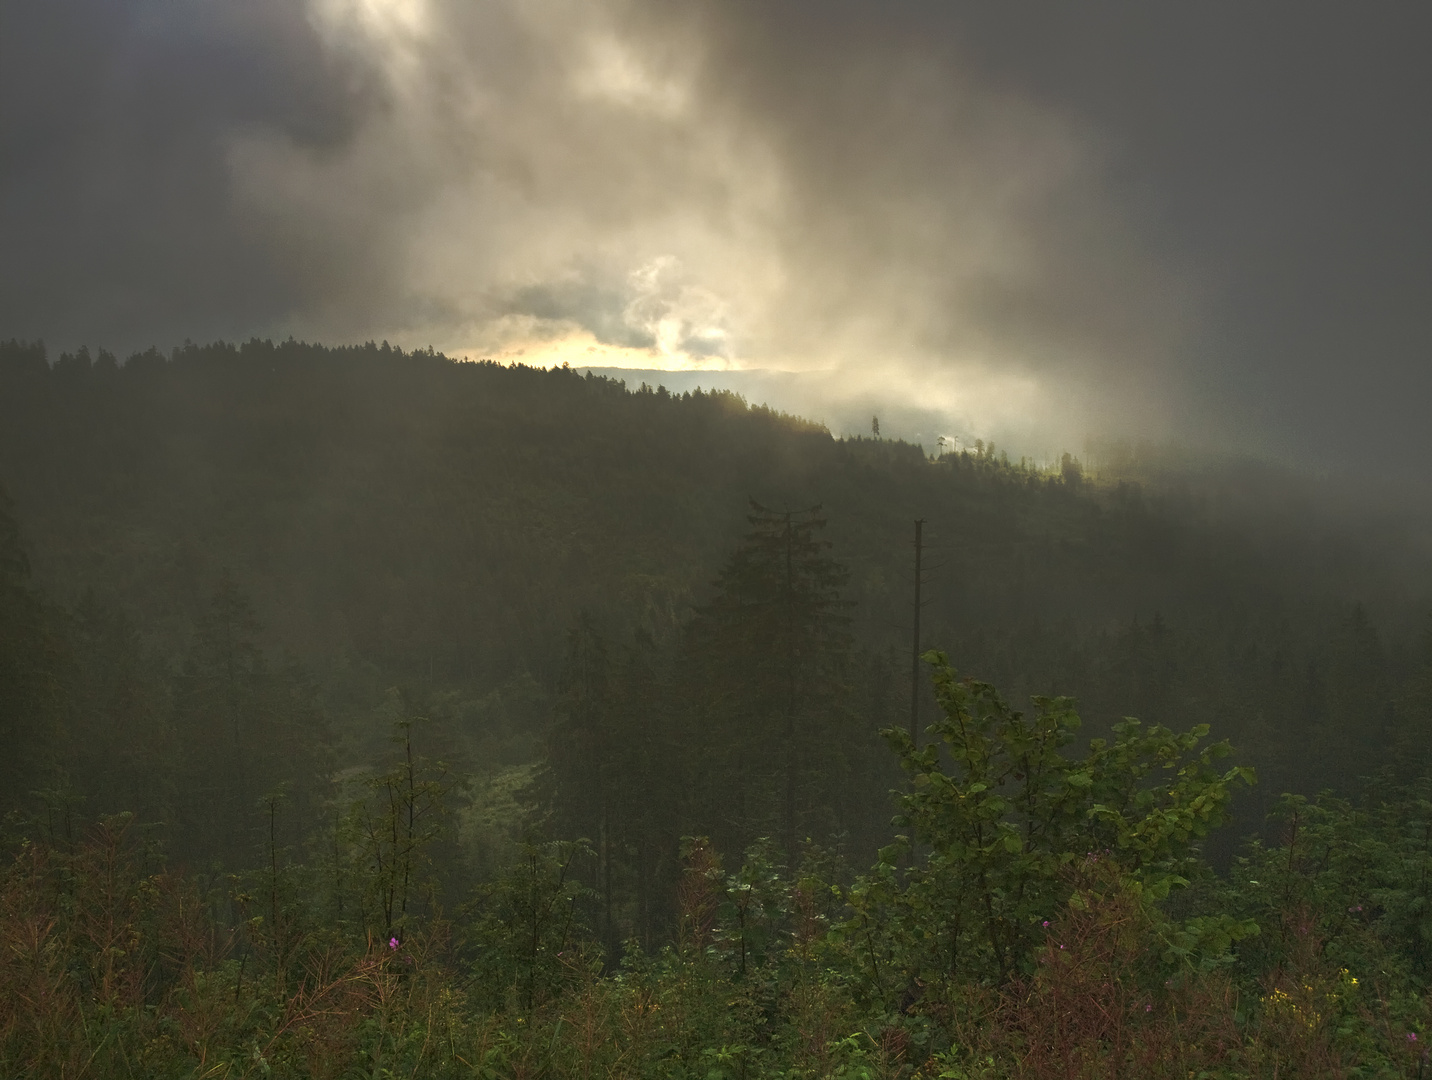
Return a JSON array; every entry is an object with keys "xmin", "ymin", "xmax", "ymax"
[{"xmin": 389, "ymin": 936, "xmax": 399, "ymax": 950}]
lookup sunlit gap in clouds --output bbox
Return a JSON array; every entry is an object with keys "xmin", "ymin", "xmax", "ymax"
[
  {"xmin": 459, "ymin": 327, "xmax": 737, "ymax": 372},
  {"xmin": 278, "ymin": 0, "xmax": 1187, "ymax": 465},
  {"xmin": 455, "ymin": 254, "xmax": 741, "ymax": 372},
  {"xmin": 450, "ymin": 331, "xmax": 1060, "ymax": 464}
]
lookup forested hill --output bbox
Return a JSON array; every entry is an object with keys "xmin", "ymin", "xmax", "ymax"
[
  {"xmin": 12, "ymin": 337, "xmax": 1432, "ymax": 1075},
  {"xmin": 2, "ymin": 336, "xmax": 1432, "ymax": 831}
]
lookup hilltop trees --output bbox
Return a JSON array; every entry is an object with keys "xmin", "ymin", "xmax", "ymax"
[
  {"xmin": 5, "ymin": 336, "xmax": 1432, "ymax": 1073},
  {"xmin": 3, "ymin": 334, "xmax": 1430, "ymax": 834}
]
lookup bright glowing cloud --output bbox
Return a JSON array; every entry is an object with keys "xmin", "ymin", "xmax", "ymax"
[{"xmin": 81, "ymin": 0, "xmax": 1209, "ymax": 457}]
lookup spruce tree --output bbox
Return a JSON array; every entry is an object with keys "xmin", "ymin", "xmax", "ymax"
[{"xmin": 689, "ymin": 501, "xmax": 854, "ymax": 861}]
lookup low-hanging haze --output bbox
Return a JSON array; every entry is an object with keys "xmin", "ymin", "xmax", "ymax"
[{"xmin": 3, "ymin": 1, "xmax": 1429, "ymax": 483}]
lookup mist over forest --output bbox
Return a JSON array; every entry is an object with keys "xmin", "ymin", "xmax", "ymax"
[
  {"xmin": 5, "ymin": 335, "xmax": 1432, "ymax": 1077},
  {"xmin": 6, "ymin": 1, "xmax": 1432, "ymax": 1075}
]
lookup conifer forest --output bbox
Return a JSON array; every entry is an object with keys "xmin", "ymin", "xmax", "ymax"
[{"xmin": 4, "ymin": 337, "xmax": 1432, "ymax": 1078}]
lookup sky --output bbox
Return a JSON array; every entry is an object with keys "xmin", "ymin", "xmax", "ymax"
[{"xmin": 2, "ymin": 1, "xmax": 1429, "ymax": 481}]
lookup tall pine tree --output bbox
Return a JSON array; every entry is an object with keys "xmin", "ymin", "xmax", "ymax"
[{"xmin": 687, "ymin": 501, "xmax": 854, "ymax": 861}]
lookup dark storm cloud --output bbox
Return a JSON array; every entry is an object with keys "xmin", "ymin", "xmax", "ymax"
[
  {"xmin": 507, "ymin": 273, "xmax": 653, "ymax": 351},
  {"xmin": 939, "ymin": 3, "xmax": 1432, "ymax": 476},
  {"xmin": 678, "ymin": 3, "xmax": 1197, "ymax": 438},
  {"xmin": 2, "ymin": 1, "xmax": 1429, "ymax": 483},
  {"xmin": 0, "ymin": 0, "xmax": 376, "ymax": 349}
]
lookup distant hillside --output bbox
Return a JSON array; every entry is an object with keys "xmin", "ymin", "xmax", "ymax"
[{"xmin": 2, "ymin": 337, "xmax": 1431, "ymax": 818}]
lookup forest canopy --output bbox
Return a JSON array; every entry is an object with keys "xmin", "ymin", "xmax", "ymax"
[{"xmin": 3, "ymin": 337, "xmax": 1432, "ymax": 1077}]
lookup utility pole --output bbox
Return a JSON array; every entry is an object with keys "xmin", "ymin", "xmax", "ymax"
[
  {"xmin": 910, "ymin": 518, "xmax": 924, "ymax": 745},
  {"xmin": 783, "ymin": 509, "xmax": 797, "ymax": 863}
]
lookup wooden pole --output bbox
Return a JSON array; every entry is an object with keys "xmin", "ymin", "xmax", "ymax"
[{"xmin": 911, "ymin": 518, "xmax": 924, "ymax": 745}]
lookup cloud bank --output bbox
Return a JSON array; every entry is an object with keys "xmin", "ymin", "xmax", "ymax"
[
  {"xmin": 246, "ymin": 0, "xmax": 1198, "ymax": 449},
  {"xmin": 4, "ymin": 1, "xmax": 1429, "ymax": 476}
]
